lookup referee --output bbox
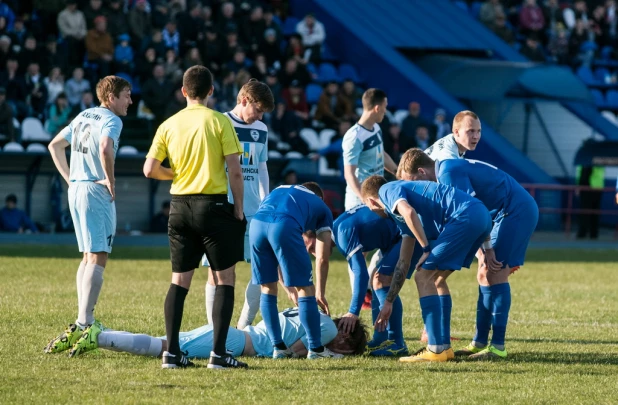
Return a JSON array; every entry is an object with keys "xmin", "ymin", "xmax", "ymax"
[{"xmin": 144, "ymin": 65, "xmax": 247, "ymax": 369}]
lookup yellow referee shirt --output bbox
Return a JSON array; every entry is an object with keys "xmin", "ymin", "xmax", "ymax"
[{"xmin": 146, "ymin": 104, "xmax": 242, "ymax": 195}]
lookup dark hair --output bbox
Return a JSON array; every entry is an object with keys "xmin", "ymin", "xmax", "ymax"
[
  {"xmin": 182, "ymin": 65, "xmax": 213, "ymax": 99},
  {"xmin": 237, "ymin": 78, "xmax": 275, "ymax": 112},
  {"xmin": 397, "ymin": 148, "xmax": 434, "ymax": 179},
  {"xmin": 302, "ymin": 182, "xmax": 324, "ymax": 199},
  {"xmin": 360, "ymin": 175, "xmax": 387, "ymax": 200},
  {"xmin": 6, "ymin": 194, "xmax": 17, "ymax": 204},
  {"xmin": 362, "ymin": 88, "xmax": 387, "ymax": 110},
  {"xmin": 330, "ymin": 318, "xmax": 369, "ymax": 355}
]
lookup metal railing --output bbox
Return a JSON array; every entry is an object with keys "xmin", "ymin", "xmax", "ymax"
[{"xmin": 521, "ymin": 183, "xmax": 618, "ymax": 238}]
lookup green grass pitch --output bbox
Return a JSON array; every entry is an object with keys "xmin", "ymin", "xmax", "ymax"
[{"xmin": 1, "ymin": 245, "xmax": 617, "ymax": 404}]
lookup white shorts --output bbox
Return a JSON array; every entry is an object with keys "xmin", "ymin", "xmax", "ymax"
[
  {"xmin": 69, "ymin": 182, "xmax": 116, "ymax": 253},
  {"xmin": 202, "ymin": 216, "xmax": 252, "ymax": 267}
]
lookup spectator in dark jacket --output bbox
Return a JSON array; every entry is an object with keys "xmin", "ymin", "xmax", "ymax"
[
  {"xmin": 141, "ymin": 64, "xmax": 174, "ymax": 122},
  {"xmin": 0, "ymin": 86, "xmax": 14, "ymax": 141},
  {"xmin": 400, "ymin": 101, "xmax": 427, "ymax": 151},
  {"xmin": 314, "ymin": 81, "xmax": 354, "ymax": 129},
  {"xmin": 150, "ymin": 201, "xmax": 170, "ymax": 233},
  {"xmin": 259, "ymin": 28, "xmax": 282, "ymax": 68},
  {"xmin": 491, "ymin": 13, "xmax": 515, "ymax": 44},
  {"xmin": 271, "ymin": 101, "xmax": 309, "ymax": 155},
  {"xmin": 24, "ymin": 62, "xmax": 48, "ymax": 119},
  {"xmin": 520, "ymin": 35, "xmax": 546, "ymax": 62},
  {"xmin": 105, "ymin": 0, "xmax": 129, "ymax": 40},
  {"xmin": 0, "ymin": 194, "xmax": 38, "ymax": 233}
]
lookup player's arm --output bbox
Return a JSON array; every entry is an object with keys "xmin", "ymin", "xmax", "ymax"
[
  {"xmin": 48, "ymin": 133, "xmax": 71, "ymax": 185},
  {"xmin": 314, "ymin": 229, "xmax": 332, "ymax": 315},
  {"xmin": 374, "ymin": 236, "xmax": 415, "ymax": 332},
  {"xmin": 99, "ymin": 135, "xmax": 117, "ymax": 201},
  {"xmin": 340, "ymin": 250, "xmax": 368, "ymax": 334},
  {"xmin": 396, "ymin": 201, "xmax": 429, "ymax": 255},
  {"xmin": 258, "ymin": 161, "xmax": 269, "ymax": 200},
  {"xmin": 278, "ymin": 266, "xmax": 298, "ymax": 305},
  {"xmin": 344, "ymin": 164, "xmax": 363, "ymax": 200},
  {"xmin": 225, "ymin": 153, "xmax": 244, "ymax": 220},
  {"xmin": 383, "ymin": 152, "xmax": 398, "ymax": 175},
  {"xmin": 143, "ymin": 158, "xmax": 174, "ymax": 180}
]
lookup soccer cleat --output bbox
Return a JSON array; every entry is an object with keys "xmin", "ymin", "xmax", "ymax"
[
  {"xmin": 162, "ymin": 351, "xmax": 195, "ymax": 369},
  {"xmin": 454, "ymin": 343, "xmax": 486, "ymax": 357},
  {"xmin": 273, "ymin": 347, "xmax": 298, "ymax": 359},
  {"xmin": 399, "ymin": 347, "xmax": 448, "ymax": 363},
  {"xmin": 44, "ymin": 324, "xmax": 83, "ymax": 353},
  {"xmin": 307, "ymin": 347, "xmax": 344, "ymax": 360},
  {"xmin": 361, "ymin": 290, "xmax": 372, "ymax": 310},
  {"xmin": 467, "ymin": 345, "xmax": 507, "ymax": 360},
  {"xmin": 69, "ymin": 322, "xmax": 102, "ymax": 358},
  {"xmin": 445, "ymin": 347, "xmax": 455, "ymax": 360},
  {"xmin": 207, "ymin": 352, "xmax": 248, "ymax": 369},
  {"xmin": 365, "ymin": 339, "xmax": 393, "ymax": 355},
  {"xmin": 367, "ymin": 341, "xmax": 408, "ymax": 357}
]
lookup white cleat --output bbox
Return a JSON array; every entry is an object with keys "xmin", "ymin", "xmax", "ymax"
[
  {"xmin": 273, "ymin": 347, "xmax": 298, "ymax": 359},
  {"xmin": 307, "ymin": 347, "xmax": 344, "ymax": 360}
]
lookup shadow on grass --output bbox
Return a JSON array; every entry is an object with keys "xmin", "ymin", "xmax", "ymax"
[
  {"xmin": 525, "ymin": 250, "xmax": 618, "ymax": 263},
  {"xmin": 508, "ymin": 351, "xmax": 618, "ymax": 366},
  {"xmin": 508, "ymin": 338, "xmax": 618, "ymax": 345}
]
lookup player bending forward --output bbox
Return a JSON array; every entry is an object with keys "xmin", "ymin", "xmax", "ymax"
[
  {"xmin": 69, "ymin": 308, "xmax": 368, "ymax": 359},
  {"xmin": 397, "ymin": 149, "xmax": 539, "ymax": 360},
  {"xmin": 45, "ymin": 76, "xmax": 132, "ymax": 354}
]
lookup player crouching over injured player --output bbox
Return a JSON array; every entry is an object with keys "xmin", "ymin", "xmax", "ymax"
[{"xmin": 68, "ymin": 309, "xmax": 368, "ymax": 360}]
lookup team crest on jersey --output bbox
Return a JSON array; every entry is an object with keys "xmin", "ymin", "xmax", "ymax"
[{"xmin": 250, "ymin": 130, "xmax": 260, "ymax": 141}]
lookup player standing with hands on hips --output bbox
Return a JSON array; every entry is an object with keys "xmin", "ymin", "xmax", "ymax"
[
  {"xmin": 45, "ymin": 76, "xmax": 132, "ymax": 355},
  {"xmin": 144, "ymin": 66, "xmax": 247, "ymax": 369}
]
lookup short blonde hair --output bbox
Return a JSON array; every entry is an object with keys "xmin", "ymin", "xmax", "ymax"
[
  {"xmin": 360, "ymin": 175, "xmax": 387, "ymax": 200},
  {"xmin": 95, "ymin": 75, "xmax": 131, "ymax": 104},
  {"xmin": 396, "ymin": 148, "xmax": 434, "ymax": 179},
  {"xmin": 452, "ymin": 110, "xmax": 479, "ymax": 131},
  {"xmin": 237, "ymin": 78, "xmax": 275, "ymax": 112}
]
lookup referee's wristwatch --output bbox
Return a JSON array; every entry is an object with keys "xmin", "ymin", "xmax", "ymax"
[{"xmin": 422, "ymin": 245, "xmax": 431, "ymax": 253}]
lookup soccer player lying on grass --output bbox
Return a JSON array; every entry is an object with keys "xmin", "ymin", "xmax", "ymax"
[
  {"xmin": 69, "ymin": 308, "xmax": 368, "ymax": 359},
  {"xmin": 251, "ymin": 182, "xmax": 342, "ymax": 359},
  {"xmin": 361, "ymin": 175, "xmax": 492, "ymax": 362},
  {"xmin": 397, "ymin": 149, "xmax": 539, "ymax": 360},
  {"xmin": 333, "ymin": 204, "xmax": 422, "ymax": 356}
]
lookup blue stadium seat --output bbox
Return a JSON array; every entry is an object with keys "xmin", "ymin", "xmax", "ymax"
[
  {"xmin": 605, "ymin": 90, "xmax": 618, "ymax": 108},
  {"xmin": 594, "ymin": 67, "xmax": 610, "ymax": 83},
  {"xmin": 306, "ymin": 63, "xmax": 318, "ymax": 76},
  {"xmin": 320, "ymin": 43, "xmax": 338, "ymax": 62},
  {"xmin": 338, "ymin": 64, "xmax": 360, "ymax": 83},
  {"xmin": 590, "ymin": 89, "xmax": 606, "ymax": 107},
  {"xmin": 318, "ymin": 63, "xmax": 340, "ymax": 83},
  {"xmin": 601, "ymin": 46, "xmax": 614, "ymax": 60},
  {"xmin": 580, "ymin": 41, "xmax": 598, "ymax": 53},
  {"xmin": 306, "ymin": 83, "xmax": 323, "ymax": 104},
  {"xmin": 282, "ymin": 17, "xmax": 300, "ymax": 36},
  {"xmin": 577, "ymin": 66, "xmax": 598, "ymax": 86},
  {"xmin": 470, "ymin": 1, "xmax": 483, "ymax": 19}
]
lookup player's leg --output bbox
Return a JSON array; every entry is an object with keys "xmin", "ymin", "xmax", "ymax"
[
  {"xmin": 204, "ymin": 266, "xmax": 216, "ymax": 324},
  {"xmin": 236, "ymin": 217, "xmax": 261, "ymax": 329},
  {"xmin": 435, "ymin": 270, "xmax": 455, "ymax": 360}
]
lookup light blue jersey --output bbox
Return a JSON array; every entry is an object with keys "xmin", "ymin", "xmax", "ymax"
[
  {"xmin": 60, "ymin": 106, "xmax": 123, "ymax": 182},
  {"xmin": 59, "ymin": 106, "xmax": 121, "ymax": 253},
  {"xmin": 342, "ymin": 123, "xmax": 384, "ymax": 210},
  {"xmin": 177, "ymin": 309, "xmax": 337, "ymax": 358},
  {"xmin": 225, "ymin": 112, "xmax": 268, "ymax": 217}
]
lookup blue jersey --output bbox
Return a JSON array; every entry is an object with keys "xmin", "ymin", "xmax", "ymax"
[
  {"xmin": 379, "ymin": 180, "xmax": 479, "ymax": 239},
  {"xmin": 254, "ymin": 185, "xmax": 333, "ymax": 234},
  {"xmin": 59, "ymin": 106, "xmax": 123, "ymax": 182},
  {"xmin": 436, "ymin": 159, "xmax": 531, "ymax": 219},
  {"xmin": 246, "ymin": 308, "xmax": 338, "ymax": 357},
  {"xmin": 342, "ymin": 123, "xmax": 385, "ymax": 210},
  {"xmin": 334, "ymin": 204, "xmax": 401, "ymax": 315}
]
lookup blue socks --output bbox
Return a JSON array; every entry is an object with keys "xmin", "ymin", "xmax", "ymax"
[
  {"xmin": 375, "ymin": 287, "xmax": 404, "ymax": 347},
  {"xmin": 490, "ymin": 283, "xmax": 511, "ymax": 349},
  {"xmin": 298, "ymin": 296, "xmax": 323, "ymax": 351},
  {"xmin": 370, "ymin": 289, "xmax": 388, "ymax": 345},
  {"xmin": 473, "ymin": 286, "xmax": 492, "ymax": 347},
  {"xmin": 419, "ymin": 295, "xmax": 442, "ymax": 352},
  {"xmin": 439, "ymin": 295, "xmax": 452, "ymax": 349},
  {"xmin": 260, "ymin": 293, "xmax": 283, "ymax": 347}
]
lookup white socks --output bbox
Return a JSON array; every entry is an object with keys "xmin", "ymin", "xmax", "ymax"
[
  {"xmin": 77, "ymin": 264, "xmax": 105, "ymax": 326},
  {"xmin": 205, "ymin": 282, "xmax": 216, "ymax": 324},
  {"xmin": 206, "ymin": 281, "xmax": 261, "ymax": 329},
  {"xmin": 98, "ymin": 331, "xmax": 162, "ymax": 357},
  {"xmin": 236, "ymin": 283, "xmax": 261, "ymax": 330}
]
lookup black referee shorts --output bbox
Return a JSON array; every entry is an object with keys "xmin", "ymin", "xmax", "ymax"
[{"xmin": 168, "ymin": 194, "xmax": 247, "ymax": 273}]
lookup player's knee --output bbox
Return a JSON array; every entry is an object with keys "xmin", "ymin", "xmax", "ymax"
[
  {"xmin": 213, "ymin": 266, "xmax": 236, "ymax": 286},
  {"xmin": 373, "ymin": 273, "xmax": 391, "ymax": 290},
  {"xmin": 260, "ymin": 282, "xmax": 278, "ymax": 295},
  {"xmin": 296, "ymin": 285, "xmax": 315, "ymax": 297},
  {"xmin": 487, "ymin": 268, "xmax": 509, "ymax": 285},
  {"xmin": 87, "ymin": 252, "xmax": 107, "ymax": 267}
]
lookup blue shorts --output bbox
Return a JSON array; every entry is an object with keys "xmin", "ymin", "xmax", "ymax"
[
  {"xmin": 68, "ymin": 182, "xmax": 116, "ymax": 253},
  {"xmin": 250, "ymin": 216, "xmax": 313, "ymax": 287},
  {"xmin": 203, "ymin": 216, "xmax": 253, "ymax": 267},
  {"xmin": 422, "ymin": 203, "xmax": 492, "ymax": 271},
  {"xmin": 377, "ymin": 238, "xmax": 421, "ymax": 279},
  {"xmin": 492, "ymin": 195, "xmax": 539, "ymax": 268}
]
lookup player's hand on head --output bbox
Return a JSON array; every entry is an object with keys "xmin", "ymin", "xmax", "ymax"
[
  {"xmin": 415, "ymin": 251, "xmax": 430, "ymax": 271},
  {"xmin": 374, "ymin": 301, "xmax": 392, "ymax": 332},
  {"xmin": 339, "ymin": 312, "xmax": 359, "ymax": 334}
]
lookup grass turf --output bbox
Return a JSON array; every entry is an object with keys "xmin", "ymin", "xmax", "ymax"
[{"xmin": 1, "ymin": 245, "xmax": 617, "ymax": 404}]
